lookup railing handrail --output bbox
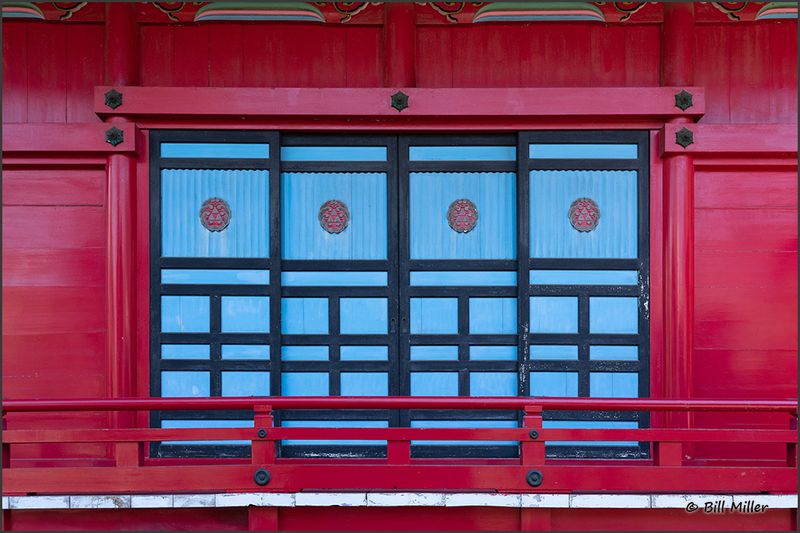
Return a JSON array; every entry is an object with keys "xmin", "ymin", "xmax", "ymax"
[{"xmin": 2, "ymin": 396, "xmax": 797, "ymax": 413}]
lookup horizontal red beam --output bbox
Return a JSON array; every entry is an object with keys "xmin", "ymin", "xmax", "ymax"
[
  {"xmin": 3, "ymin": 397, "xmax": 796, "ymax": 413},
  {"xmin": 1, "ymin": 123, "xmax": 137, "ymax": 154},
  {"xmin": 3, "ymin": 464, "xmax": 795, "ymax": 494},
  {"xmin": 3, "ymin": 427, "xmax": 796, "ymax": 444},
  {"xmin": 662, "ymin": 123, "xmax": 799, "ymax": 156},
  {"xmin": 94, "ymin": 86, "xmax": 705, "ymax": 120}
]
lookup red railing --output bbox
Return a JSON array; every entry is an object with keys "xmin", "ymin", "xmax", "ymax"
[{"xmin": 2, "ymin": 397, "xmax": 797, "ymax": 495}]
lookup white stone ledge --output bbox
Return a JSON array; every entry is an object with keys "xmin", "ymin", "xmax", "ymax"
[{"xmin": 1, "ymin": 493, "xmax": 796, "ymax": 510}]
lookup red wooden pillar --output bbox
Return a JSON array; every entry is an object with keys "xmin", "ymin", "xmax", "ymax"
[
  {"xmin": 661, "ymin": 3, "xmax": 695, "ymax": 434},
  {"xmin": 383, "ymin": 2, "xmax": 415, "ymax": 87},
  {"xmin": 105, "ymin": 3, "xmax": 139, "ymax": 434}
]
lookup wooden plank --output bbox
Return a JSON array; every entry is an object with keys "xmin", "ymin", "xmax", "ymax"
[
  {"xmin": 2, "ymin": 206, "xmax": 105, "ymax": 249},
  {"xmin": 663, "ymin": 124, "xmax": 798, "ymax": 155},
  {"xmin": 94, "ymin": 86, "xmax": 705, "ymax": 119},
  {"xmin": 2, "ymin": 21, "xmax": 28, "ymax": 123},
  {"xmin": 2, "ymin": 287, "xmax": 106, "ymax": 335},
  {"xmin": 693, "ymin": 349, "xmax": 798, "ymax": 398},
  {"xmin": 695, "ymin": 169, "xmax": 798, "ymax": 209},
  {"xmin": 695, "ymin": 208, "xmax": 797, "ymax": 252},
  {"xmin": 344, "ymin": 26, "xmax": 382, "ymax": 87},
  {"xmin": 66, "ymin": 24, "xmax": 104, "ymax": 123},
  {"xmin": 696, "ymin": 251, "xmax": 797, "ymax": 288},
  {"xmin": 2, "ymin": 248, "xmax": 104, "ymax": 287},
  {"xmin": 139, "ymin": 25, "xmax": 173, "ymax": 86},
  {"xmin": 26, "ymin": 22, "xmax": 67, "ymax": 123},
  {"xmin": 2, "ymin": 169, "xmax": 105, "ymax": 206},
  {"xmin": 2, "ymin": 123, "xmax": 137, "ymax": 153},
  {"xmin": 694, "ymin": 319, "xmax": 797, "ymax": 351},
  {"xmin": 694, "ymin": 24, "xmax": 730, "ymax": 124},
  {"xmin": 415, "ymin": 27, "xmax": 452, "ymax": 88},
  {"xmin": 2, "ymin": 333, "xmax": 106, "ymax": 376},
  {"xmin": 624, "ymin": 24, "xmax": 659, "ymax": 86},
  {"xmin": 209, "ymin": 24, "xmax": 243, "ymax": 87},
  {"xmin": 173, "ymin": 25, "xmax": 209, "ymax": 87}
]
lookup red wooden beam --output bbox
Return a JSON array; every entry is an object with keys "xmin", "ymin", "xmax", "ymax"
[
  {"xmin": 1, "ymin": 123, "xmax": 137, "ymax": 154},
  {"xmin": 3, "ymin": 397, "xmax": 796, "ymax": 413},
  {"xmin": 662, "ymin": 123, "xmax": 799, "ymax": 156},
  {"xmin": 93, "ymin": 86, "xmax": 705, "ymax": 120},
  {"xmin": 3, "ymin": 464, "xmax": 795, "ymax": 494}
]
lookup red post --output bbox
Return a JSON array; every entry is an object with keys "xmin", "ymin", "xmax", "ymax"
[
  {"xmin": 383, "ymin": 3, "xmax": 415, "ymax": 88},
  {"xmin": 252, "ymin": 405, "xmax": 275, "ymax": 465},
  {"xmin": 387, "ymin": 439, "xmax": 411, "ymax": 465},
  {"xmin": 104, "ymin": 2, "xmax": 139, "ymax": 456},
  {"xmin": 788, "ymin": 412, "xmax": 798, "ymax": 468},
  {"xmin": 653, "ymin": 441, "xmax": 683, "ymax": 466},
  {"xmin": 661, "ymin": 2, "xmax": 695, "ymax": 434},
  {"xmin": 521, "ymin": 406, "xmax": 545, "ymax": 465}
]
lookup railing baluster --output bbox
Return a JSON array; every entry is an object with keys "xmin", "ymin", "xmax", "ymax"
[
  {"xmin": 654, "ymin": 441, "xmax": 683, "ymax": 466},
  {"xmin": 521, "ymin": 406, "xmax": 544, "ymax": 465},
  {"xmin": 388, "ymin": 438, "xmax": 411, "ymax": 465},
  {"xmin": 788, "ymin": 411, "xmax": 798, "ymax": 468},
  {"xmin": 114, "ymin": 442, "xmax": 143, "ymax": 467},
  {"xmin": 2, "ymin": 415, "xmax": 9, "ymax": 470},
  {"xmin": 252, "ymin": 405, "xmax": 275, "ymax": 465}
]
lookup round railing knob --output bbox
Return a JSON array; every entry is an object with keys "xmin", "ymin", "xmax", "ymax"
[
  {"xmin": 254, "ymin": 468, "xmax": 271, "ymax": 486},
  {"xmin": 257, "ymin": 428, "xmax": 268, "ymax": 439},
  {"xmin": 526, "ymin": 469, "xmax": 543, "ymax": 487}
]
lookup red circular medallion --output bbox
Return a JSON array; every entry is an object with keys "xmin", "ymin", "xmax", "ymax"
[
  {"xmin": 199, "ymin": 197, "xmax": 231, "ymax": 232},
  {"xmin": 568, "ymin": 197, "xmax": 600, "ymax": 232},
  {"xmin": 318, "ymin": 199, "xmax": 350, "ymax": 234},
  {"xmin": 447, "ymin": 199, "xmax": 479, "ymax": 233}
]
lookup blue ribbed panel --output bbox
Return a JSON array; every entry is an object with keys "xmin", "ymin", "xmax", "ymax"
[
  {"xmin": 410, "ymin": 298, "xmax": 458, "ymax": 334},
  {"xmin": 221, "ymin": 345, "xmax": 270, "ymax": 360},
  {"xmin": 410, "ymin": 346, "xmax": 459, "ymax": 361},
  {"xmin": 469, "ymin": 297, "xmax": 517, "ymax": 334},
  {"xmin": 161, "ymin": 371, "xmax": 210, "ymax": 397},
  {"xmin": 161, "ymin": 269, "xmax": 269, "ymax": 285},
  {"xmin": 161, "ymin": 169, "xmax": 269, "ymax": 258},
  {"xmin": 590, "ymin": 372, "xmax": 638, "ymax": 397},
  {"xmin": 530, "ymin": 345, "xmax": 578, "ymax": 360},
  {"xmin": 469, "ymin": 346, "xmax": 517, "ymax": 360},
  {"xmin": 341, "ymin": 373, "xmax": 389, "ymax": 396},
  {"xmin": 282, "ymin": 373, "xmax": 329, "ymax": 396},
  {"xmin": 340, "ymin": 298, "xmax": 388, "ymax": 334},
  {"xmin": 281, "ymin": 146, "xmax": 386, "ymax": 161},
  {"xmin": 281, "ymin": 346, "xmax": 329, "ymax": 361},
  {"xmin": 530, "ymin": 372, "xmax": 578, "ymax": 397},
  {"xmin": 530, "ymin": 170, "xmax": 637, "ymax": 258},
  {"xmin": 281, "ymin": 420, "xmax": 388, "ymax": 446},
  {"xmin": 221, "ymin": 296, "xmax": 269, "ymax": 333},
  {"xmin": 340, "ymin": 346, "xmax": 388, "ymax": 361},
  {"xmin": 161, "ymin": 296, "xmax": 210, "ymax": 332},
  {"xmin": 589, "ymin": 297, "xmax": 639, "ymax": 333},
  {"xmin": 530, "ymin": 297, "xmax": 578, "ymax": 333},
  {"xmin": 221, "ymin": 372, "xmax": 269, "ymax": 396},
  {"xmin": 282, "ymin": 172, "xmax": 387, "ymax": 260},
  {"xmin": 409, "ymin": 146, "xmax": 516, "ymax": 161},
  {"xmin": 410, "ymin": 172, "xmax": 516, "ymax": 259},
  {"xmin": 529, "ymin": 144, "xmax": 637, "ymax": 159},
  {"xmin": 589, "ymin": 346, "xmax": 638, "ymax": 360},
  {"xmin": 281, "ymin": 271, "xmax": 387, "ymax": 286},
  {"xmin": 162, "ymin": 344, "xmax": 210, "ymax": 360},
  {"xmin": 411, "ymin": 372, "xmax": 459, "ymax": 396},
  {"xmin": 410, "ymin": 271, "xmax": 516, "ymax": 286},
  {"xmin": 470, "ymin": 372, "xmax": 517, "ymax": 396},
  {"xmin": 281, "ymin": 298, "xmax": 329, "ymax": 334},
  {"xmin": 530, "ymin": 270, "xmax": 638, "ymax": 285},
  {"xmin": 161, "ymin": 143, "xmax": 269, "ymax": 159}
]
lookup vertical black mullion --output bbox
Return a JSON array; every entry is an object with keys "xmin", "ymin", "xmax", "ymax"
[
  {"xmin": 636, "ymin": 131, "xmax": 651, "ymax": 449},
  {"xmin": 457, "ymin": 295, "xmax": 470, "ymax": 396},
  {"xmin": 269, "ymin": 132, "xmax": 283, "ymax": 441},
  {"xmin": 577, "ymin": 291, "xmax": 590, "ymax": 398},
  {"xmin": 149, "ymin": 131, "xmax": 163, "ymax": 456},
  {"xmin": 329, "ymin": 296, "xmax": 341, "ymax": 396},
  {"xmin": 209, "ymin": 294, "xmax": 222, "ymax": 397},
  {"xmin": 517, "ymin": 132, "xmax": 531, "ymax": 402},
  {"xmin": 387, "ymin": 136, "xmax": 401, "ymax": 429},
  {"xmin": 398, "ymin": 137, "xmax": 411, "ymax": 430}
]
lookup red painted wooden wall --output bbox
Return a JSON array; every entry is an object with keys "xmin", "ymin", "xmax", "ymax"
[{"xmin": 2, "ymin": 11, "xmax": 797, "ymax": 469}]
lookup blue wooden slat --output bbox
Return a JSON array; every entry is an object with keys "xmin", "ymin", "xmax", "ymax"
[
  {"xmin": 340, "ymin": 346, "xmax": 388, "ymax": 361},
  {"xmin": 161, "ymin": 344, "xmax": 210, "ymax": 360},
  {"xmin": 221, "ymin": 296, "xmax": 269, "ymax": 333},
  {"xmin": 221, "ymin": 371, "xmax": 270, "ymax": 396},
  {"xmin": 530, "ymin": 170, "xmax": 637, "ymax": 259},
  {"xmin": 282, "ymin": 172, "xmax": 387, "ymax": 260},
  {"xmin": 281, "ymin": 373, "xmax": 329, "ymax": 396},
  {"xmin": 161, "ymin": 371, "xmax": 210, "ymax": 397},
  {"xmin": 340, "ymin": 298, "xmax": 388, "ymax": 334},
  {"xmin": 530, "ymin": 372, "xmax": 578, "ymax": 397},
  {"xmin": 280, "ymin": 146, "xmax": 387, "ymax": 161},
  {"xmin": 161, "ymin": 296, "xmax": 210, "ymax": 333},
  {"xmin": 409, "ymin": 146, "xmax": 516, "ymax": 161},
  {"xmin": 589, "ymin": 345, "xmax": 638, "ymax": 360},
  {"xmin": 281, "ymin": 298, "xmax": 329, "ymax": 334},
  {"xmin": 470, "ymin": 372, "xmax": 517, "ymax": 396},
  {"xmin": 530, "ymin": 297, "xmax": 578, "ymax": 333},
  {"xmin": 281, "ymin": 346, "xmax": 329, "ymax": 361},
  {"xmin": 589, "ymin": 297, "xmax": 639, "ymax": 334},
  {"xmin": 543, "ymin": 420, "xmax": 638, "ymax": 447},
  {"xmin": 410, "ymin": 346, "xmax": 459, "ymax": 361},
  {"xmin": 161, "ymin": 143, "xmax": 269, "ymax": 159},
  {"xmin": 469, "ymin": 297, "xmax": 517, "ymax": 334},
  {"xmin": 162, "ymin": 169, "xmax": 269, "ymax": 258},
  {"xmin": 530, "ymin": 270, "xmax": 637, "ymax": 285},
  {"xmin": 410, "ymin": 372, "xmax": 459, "ymax": 396},
  {"xmin": 161, "ymin": 269, "xmax": 269, "ymax": 285},
  {"xmin": 410, "ymin": 271, "xmax": 517, "ymax": 286},
  {"xmin": 410, "ymin": 172, "xmax": 516, "ymax": 259},
  {"xmin": 589, "ymin": 372, "xmax": 639, "ymax": 398},
  {"xmin": 529, "ymin": 144, "xmax": 637, "ymax": 159},
  {"xmin": 221, "ymin": 345, "xmax": 270, "ymax": 360},
  {"xmin": 410, "ymin": 298, "xmax": 458, "ymax": 334},
  {"xmin": 530, "ymin": 345, "xmax": 578, "ymax": 360},
  {"xmin": 281, "ymin": 420, "xmax": 388, "ymax": 446},
  {"xmin": 281, "ymin": 271, "xmax": 387, "ymax": 286},
  {"xmin": 340, "ymin": 373, "xmax": 389, "ymax": 396},
  {"xmin": 469, "ymin": 346, "xmax": 517, "ymax": 361}
]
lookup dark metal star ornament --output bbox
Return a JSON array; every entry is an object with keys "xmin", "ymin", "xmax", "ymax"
[{"xmin": 391, "ymin": 91, "xmax": 409, "ymax": 112}]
